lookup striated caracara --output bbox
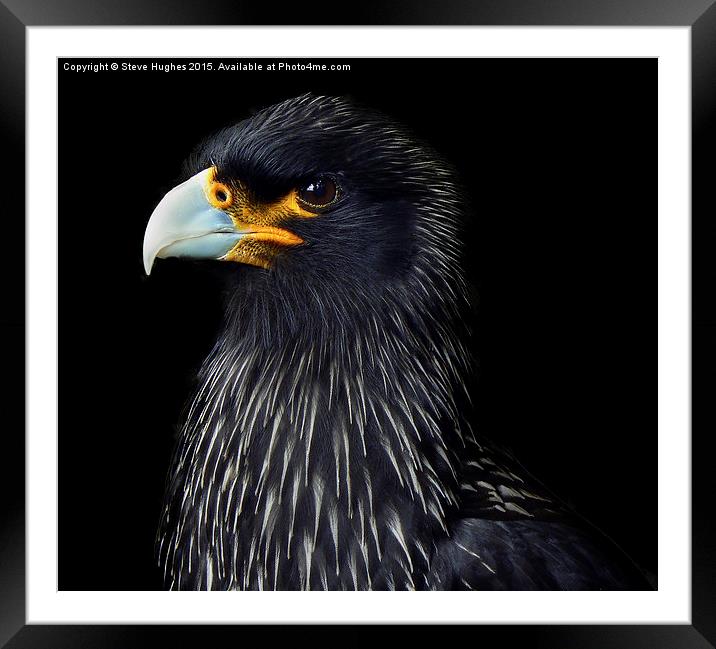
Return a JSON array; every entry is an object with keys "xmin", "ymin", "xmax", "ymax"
[{"xmin": 143, "ymin": 94, "xmax": 650, "ymax": 591}]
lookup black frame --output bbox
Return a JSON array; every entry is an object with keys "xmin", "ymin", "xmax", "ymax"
[{"xmin": 1, "ymin": 1, "xmax": 712, "ymax": 645}]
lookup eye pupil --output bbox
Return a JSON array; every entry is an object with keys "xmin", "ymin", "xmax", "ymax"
[
  {"xmin": 299, "ymin": 177, "xmax": 338, "ymax": 207},
  {"xmin": 216, "ymin": 189, "xmax": 227, "ymax": 202}
]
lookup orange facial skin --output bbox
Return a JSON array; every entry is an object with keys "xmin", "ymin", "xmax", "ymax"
[{"xmin": 203, "ymin": 166, "xmax": 317, "ymax": 269}]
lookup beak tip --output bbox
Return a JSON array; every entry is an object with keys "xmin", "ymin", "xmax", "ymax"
[{"xmin": 143, "ymin": 253, "xmax": 155, "ymax": 276}]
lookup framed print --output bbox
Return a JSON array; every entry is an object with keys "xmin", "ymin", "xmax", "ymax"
[{"xmin": 1, "ymin": 0, "xmax": 712, "ymax": 646}]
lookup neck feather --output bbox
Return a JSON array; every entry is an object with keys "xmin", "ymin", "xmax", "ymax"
[{"xmin": 158, "ymin": 278, "xmax": 471, "ymax": 590}]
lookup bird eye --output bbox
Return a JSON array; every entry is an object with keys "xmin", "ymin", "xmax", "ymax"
[{"xmin": 297, "ymin": 176, "xmax": 339, "ymax": 208}]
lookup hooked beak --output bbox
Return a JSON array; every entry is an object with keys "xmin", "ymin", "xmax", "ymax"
[{"xmin": 142, "ymin": 168, "xmax": 243, "ymax": 275}]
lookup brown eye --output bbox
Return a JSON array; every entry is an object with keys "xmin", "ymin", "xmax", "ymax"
[{"xmin": 297, "ymin": 176, "xmax": 339, "ymax": 208}]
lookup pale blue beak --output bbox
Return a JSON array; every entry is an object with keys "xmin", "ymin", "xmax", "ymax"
[{"xmin": 142, "ymin": 168, "xmax": 244, "ymax": 275}]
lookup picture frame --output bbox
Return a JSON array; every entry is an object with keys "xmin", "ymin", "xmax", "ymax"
[{"xmin": 2, "ymin": 0, "xmax": 711, "ymax": 645}]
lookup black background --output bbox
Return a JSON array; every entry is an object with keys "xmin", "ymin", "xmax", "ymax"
[{"xmin": 58, "ymin": 57, "xmax": 656, "ymax": 590}]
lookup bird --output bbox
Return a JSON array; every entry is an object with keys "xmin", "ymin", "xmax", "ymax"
[{"xmin": 143, "ymin": 93, "xmax": 651, "ymax": 591}]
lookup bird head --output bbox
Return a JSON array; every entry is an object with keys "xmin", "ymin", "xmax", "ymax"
[{"xmin": 143, "ymin": 94, "xmax": 467, "ymax": 342}]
